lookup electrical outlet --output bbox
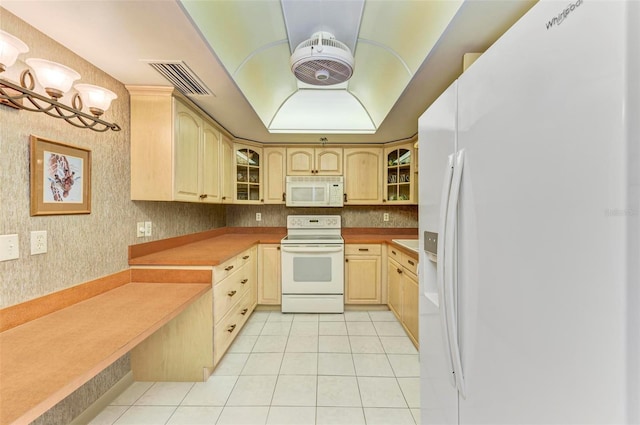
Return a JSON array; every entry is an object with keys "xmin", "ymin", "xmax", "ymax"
[
  {"xmin": 256, "ymin": 213, "xmax": 262, "ymax": 222},
  {"xmin": 137, "ymin": 222, "xmax": 145, "ymax": 238},
  {"xmin": 144, "ymin": 221, "xmax": 152, "ymax": 237},
  {"xmin": 30, "ymin": 230, "xmax": 47, "ymax": 255},
  {"xmin": 383, "ymin": 213, "xmax": 390, "ymax": 222},
  {"xmin": 0, "ymin": 234, "xmax": 19, "ymax": 261}
]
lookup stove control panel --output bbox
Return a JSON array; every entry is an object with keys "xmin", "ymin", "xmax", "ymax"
[{"xmin": 287, "ymin": 215, "xmax": 341, "ymax": 229}]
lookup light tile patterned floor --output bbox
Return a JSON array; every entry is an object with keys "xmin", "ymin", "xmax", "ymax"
[{"xmin": 90, "ymin": 310, "xmax": 420, "ymax": 425}]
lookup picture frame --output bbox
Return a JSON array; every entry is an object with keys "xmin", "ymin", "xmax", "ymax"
[{"xmin": 30, "ymin": 135, "xmax": 91, "ymax": 216}]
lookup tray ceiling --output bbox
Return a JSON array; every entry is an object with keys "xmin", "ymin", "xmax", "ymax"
[{"xmin": 1, "ymin": 0, "xmax": 537, "ymax": 144}]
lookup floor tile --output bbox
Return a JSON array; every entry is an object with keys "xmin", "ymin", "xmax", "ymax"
[
  {"xmin": 357, "ymin": 377, "xmax": 407, "ymax": 408},
  {"xmin": 240, "ymin": 321, "xmax": 266, "ymax": 336},
  {"xmin": 397, "ymin": 377, "xmax": 420, "ymax": 408},
  {"xmin": 166, "ymin": 406, "xmax": 222, "ymax": 424},
  {"xmin": 349, "ymin": 336, "xmax": 384, "ymax": 354},
  {"xmin": 379, "ymin": 336, "xmax": 418, "ymax": 354},
  {"xmin": 346, "ymin": 321, "xmax": 377, "ymax": 336},
  {"xmin": 181, "ymin": 375, "xmax": 237, "ymax": 406},
  {"xmin": 317, "ymin": 376, "xmax": 361, "ymax": 407},
  {"xmin": 316, "ymin": 407, "xmax": 366, "ymax": 425},
  {"xmin": 216, "ymin": 406, "xmax": 269, "ymax": 425},
  {"xmin": 213, "ymin": 353, "xmax": 249, "ymax": 376},
  {"xmin": 280, "ymin": 352, "xmax": 318, "ymax": 375},
  {"xmin": 317, "ymin": 353, "xmax": 355, "ymax": 376},
  {"xmin": 266, "ymin": 406, "xmax": 316, "ymax": 425},
  {"xmin": 241, "ymin": 352, "xmax": 284, "ymax": 375},
  {"xmin": 285, "ymin": 335, "xmax": 319, "ymax": 353},
  {"xmin": 368, "ymin": 311, "xmax": 398, "ymax": 322},
  {"xmin": 110, "ymin": 381, "xmax": 154, "ymax": 405},
  {"xmin": 319, "ymin": 321, "xmax": 348, "ymax": 335},
  {"xmin": 113, "ymin": 406, "xmax": 175, "ymax": 424},
  {"xmin": 261, "ymin": 321, "xmax": 292, "ymax": 336},
  {"xmin": 293, "ymin": 313, "xmax": 319, "ymax": 322},
  {"xmin": 411, "ymin": 408, "xmax": 421, "ymax": 424},
  {"xmin": 271, "ymin": 375, "xmax": 317, "ymax": 406},
  {"xmin": 318, "ymin": 313, "xmax": 345, "ymax": 322},
  {"xmin": 387, "ymin": 354, "xmax": 420, "ymax": 377},
  {"xmin": 290, "ymin": 321, "xmax": 319, "ymax": 336},
  {"xmin": 226, "ymin": 375, "xmax": 278, "ymax": 406},
  {"xmin": 133, "ymin": 382, "xmax": 193, "ymax": 406},
  {"xmin": 247, "ymin": 311, "xmax": 270, "ymax": 323},
  {"xmin": 318, "ymin": 335, "xmax": 350, "ymax": 353},
  {"xmin": 88, "ymin": 405, "xmax": 128, "ymax": 424},
  {"xmin": 267, "ymin": 312, "xmax": 294, "ymax": 322},
  {"xmin": 352, "ymin": 354, "xmax": 394, "ymax": 377},
  {"xmin": 344, "ymin": 311, "xmax": 371, "ymax": 322},
  {"xmin": 227, "ymin": 334, "xmax": 258, "ymax": 353},
  {"xmin": 363, "ymin": 407, "xmax": 416, "ymax": 425},
  {"xmin": 253, "ymin": 335, "xmax": 288, "ymax": 353},
  {"xmin": 373, "ymin": 321, "xmax": 408, "ymax": 336}
]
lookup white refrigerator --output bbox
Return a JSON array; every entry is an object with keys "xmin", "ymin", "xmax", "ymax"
[{"xmin": 418, "ymin": 1, "xmax": 639, "ymax": 424}]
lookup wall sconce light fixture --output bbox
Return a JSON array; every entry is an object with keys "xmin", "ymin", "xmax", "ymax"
[{"xmin": 0, "ymin": 29, "xmax": 120, "ymax": 132}]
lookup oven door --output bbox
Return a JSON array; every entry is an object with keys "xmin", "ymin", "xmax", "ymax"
[{"xmin": 281, "ymin": 244, "xmax": 344, "ymax": 294}]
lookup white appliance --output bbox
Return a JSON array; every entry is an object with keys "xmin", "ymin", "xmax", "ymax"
[
  {"xmin": 285, "ymin": 176, "xmax": 344, "ymax": 207},
  {"xmin": 418, "ymin": 1, "xmax": 639, "ymax": 424},
  {"xmin": 281, "ymin": 215, "xmax": 345, "ymax": 313}
]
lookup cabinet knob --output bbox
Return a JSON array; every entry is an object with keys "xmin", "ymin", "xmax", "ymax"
[
  {"xmin": 343, "ymin": 193, "xmax": 348, "ymax": 202},
  {"xmin": 397, "ymin": 268, "xmax": 403, "ymax": 274},
  {"xmin": 282, "ymin": 192, "xmax": 286, "ymax": 202},
  {"xmin": 241, "ymin": 308, "xmax": 249, "ymax": 315},
  {"xmin": 242, "ymin": 255, "xmax": 250, "ymax": 260},
  {"xmin": 408, "ymin": 260, "xmax": 415, "ymax": 266},
  {"xmin": 228, "ymin": 290, "xmax": 237, "ymax": 297},
  {"xmin": 382, "ymin": 199, "xmax": 386, "ymax": 203},
  {"xmin": 224, "ymin": 265, "xmax": 234, "ymax": 271},
  {"xmin": 391, "ymin": 250, "xmax": 396, "ymax": 255},
  {"xmin": 358, "ymin": 248, "xmax": 369, "ymax": 252},
  {"xmin": 240, "ymin": 278, "xmax": 248, "ymax": 284},
  {"xmin": 277, "ymin": 246, "xmax": 281, "ymax": 251},
  {"xmin": 222, "ymin": 196, "xmax": 226, "ymax": 200},
  {"xmin": 227, "ymin": 324, "xmax": 237, "ymax": 333},
  {"xmin": 199, "ymin": 194, "xmax": 207, "ymax": 199},
  {"xmin": 345, "ymin": 258, "xmax": 349, "ymax": 262}
]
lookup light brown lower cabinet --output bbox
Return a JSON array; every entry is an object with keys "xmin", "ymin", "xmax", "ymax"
[
  {"xmin": 345, "ymin": 244, "xmax": 382, "ymax": 304},
  {"xmin": 387, "ymin": 249, "xmax": 419, "ymax": 348},
  {"xmin": 258, "ymin": 244, "xmax": 281, "ymax": 305}
]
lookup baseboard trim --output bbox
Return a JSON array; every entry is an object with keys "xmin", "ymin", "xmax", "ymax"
[{"xmin": 70, "ymin": 371, "xmax": 134, "ymax": 425}]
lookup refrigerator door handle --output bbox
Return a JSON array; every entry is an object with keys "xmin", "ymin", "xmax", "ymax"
[
  {"xmin": 438, "ymin": 153, "xmax": 456, "ymax": 388},
  {"xmin": 445, "ymin": 149, "xmax": 467, "ymax": 398}
]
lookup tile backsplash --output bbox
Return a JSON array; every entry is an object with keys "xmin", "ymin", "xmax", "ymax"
[{"xmin": 226, "ymin": 204, "xmax": 418, "ymax": 228}]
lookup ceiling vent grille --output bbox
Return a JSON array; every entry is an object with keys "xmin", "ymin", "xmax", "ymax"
[{"xmin": 146, "ymin": 61, "xmax": 214, "ymax": 96}]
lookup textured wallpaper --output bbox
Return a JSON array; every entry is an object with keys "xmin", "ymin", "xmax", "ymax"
[{"xmin": 226, "ymin": 204, "xmax": 418, "ymax": 228}]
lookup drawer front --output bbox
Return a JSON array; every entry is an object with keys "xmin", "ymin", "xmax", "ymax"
[
  {"xmin": 214, "ymin": 292, "xmax": 253, "ymax": 364},
  {"xmin": 213, "ymin": 256, "xmax": 237, "ymax": 284},
  {"xmin": 237, "ymin": 246, "xmax": 257, "ymax": 268},
  {"xmin": 345, "ymin": 244, "xmax": 381, "ymax": 256},
  {"xmin": 388, "ymin": 245, "xmax": 402, "ymax": 262},
  {"xmin": 213, "ymin": 263, "xmax": 253, "ymax": 323},
  {"xmin": 401, "ymin": 253, "xmax": 418, "ymax": 275}
]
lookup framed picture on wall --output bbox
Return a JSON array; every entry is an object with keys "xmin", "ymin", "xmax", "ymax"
[{"xmin": 29, "ymin": 135, "xmax": 91, "ymax": 216}]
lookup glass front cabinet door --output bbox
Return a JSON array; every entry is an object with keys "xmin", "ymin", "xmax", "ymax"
[
  {"xmin": 235, "ymin": 143, "xmax": 262, "ymax": 203},
  {"xmin": 384, "ymin": 144, "xmax": 414, "ymax": 204}
]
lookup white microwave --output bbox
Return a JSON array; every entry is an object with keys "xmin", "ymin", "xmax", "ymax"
[{"xmin": 285, "ymin": 176, "xmax": 344, "ymax": 207}]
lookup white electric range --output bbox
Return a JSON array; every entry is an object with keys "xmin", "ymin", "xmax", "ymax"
[{"xmin": 280, "ymin": 215, "xmax": 344, "ymax": 313}]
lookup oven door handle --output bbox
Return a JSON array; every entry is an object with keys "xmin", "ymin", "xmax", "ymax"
[{"xmin": 280, "ymin": 246, "xmax": 344, "ymax": 254}]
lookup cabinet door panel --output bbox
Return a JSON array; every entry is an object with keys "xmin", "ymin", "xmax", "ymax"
[
  {"xmin": 387, "ymin": 258, "xmax": 403, "ymax": 320},
  {"xmin": 344, "ymin": 148, "xmax": 382, "ymax": 204},
  {"xmin": 174, "ymin": 102, "xmax": 201, "ymax": 201},
  {"xmin": 287, "ymin": 148, "xmax": 314, "ymax": 175},
  {"xmin": 258, "ymin": 245, "xmax": 281, "ymax": 304},
  {"xmin": 264, "ymin": 148, "xmax": 286, "ymax": 204},
  {"xmin": 201, "ymin": 122, "xmax": 221, "ymax": 203},
  {"xmin": 345, "ymin": 256, "xmax": 381, "ymax": 303},
  {"xmin": 402, "ymin": 272, "xmax": 419, "ymax": 345},
  {"xmin": 315, "ymin": 148, "xmax": 342, "ymax": 175},
  {"xmin": 221, "ymin": 136, "xmax": 234, "ymax": 203}
]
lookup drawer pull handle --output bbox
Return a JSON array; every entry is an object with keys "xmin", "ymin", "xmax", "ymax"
[
  {"xmin": 397, "ymin": 268, "xmax": 403, "ymax": 274},
  {"xmin": 241, "ymin": 279, "xmax": 248, "ymax": 284},
  {"xmin": 358, "ymin": 248, "xmax": 369, "ymax": 252},
  {"xmin": 224, "ymin": 265, "xmax": 234, "ymax": 271},
  {"xmin": 242, "ymin": 255, "xmax": 250, "ymax": 260},
  {"xmin": 227, "ymin": 324, "xmax": 237, "ymax": 333},
  {"xmin": 228, "ymin": 290, "xmax": 237, "ymax": 297},
  {"xmin": 408, "ymin": 260, "xmax": 415, "ymax": 266},
  {"xmin": 392, "ymin": 250, "xmax": 397, "ymax": 255},
  {"xmin": 241, "ymin": 308, "xmax": 248, "ymax": 315}
]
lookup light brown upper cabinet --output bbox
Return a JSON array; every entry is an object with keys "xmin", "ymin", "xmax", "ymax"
[
  {"xmin": 263, "ymin": 147, "xmax": 286, "ymax": 204},
  {"xmin": 287, "ymin": 147, "xmax": 342, "ymax": 175},
  {"xmin": 220, "ymin": 135, "xmax": 235, "ymax": 203},
  {"xmin": 343, "ymin": 147, "xmax": 383, "ymax": 204},
  {"xmin": 384, "ymin": 142, "xmax": 416, "ymax": 204},
  {"xmin": 128, "ymin": 86, "xmax": 227, "ymax": 203},
  {"xmin": 234, "ymin": 143, "xmax": 263, "ymax": 203}
]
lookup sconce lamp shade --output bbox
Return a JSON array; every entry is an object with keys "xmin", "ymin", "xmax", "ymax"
[
  {"xmin": 74, "ymin": 83, "xmax": 117, "ymax": 116},
  {"xmin": 0, "ymin": 30, "xmax": 29, "ymax": 72},
  {"xmin": 25, "ymin": 58, "xmax": 80, "ymax": 99}
]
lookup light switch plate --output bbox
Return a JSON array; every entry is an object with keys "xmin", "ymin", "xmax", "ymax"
[
  {"xmin": 0, "ymin": 234, "xmax": 19, "ymax": 261},
  {"xmin": 137, "ymin": 222, "xmax": 145, "ymax": 238},
  {"xmin": 30, "ymin": 230, "xmax": 47, "ymax": 255}
]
